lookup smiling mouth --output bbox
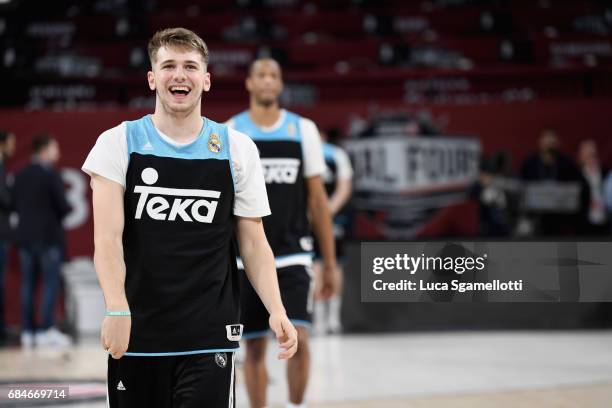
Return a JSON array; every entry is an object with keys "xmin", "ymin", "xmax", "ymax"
[{"xmin": 169, "ymin": 85, "xmax": 191, "ymax": 97}]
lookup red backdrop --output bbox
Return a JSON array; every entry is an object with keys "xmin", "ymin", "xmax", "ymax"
[
  {"xmin": 1, "ymin": 98, "xmax": 611, "ymax": 259},
  {"xmin": 1, "ymin": 98, "xmax": 611, "ymax": 325}
]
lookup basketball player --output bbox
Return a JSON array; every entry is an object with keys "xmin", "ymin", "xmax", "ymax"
[
  {"xmin": 314, "ymin": 130, "xmax": 353, "ymax": 335},
  {"xmin": 227, "ymin": 58, "xmax": 337, "ymax": 408},
  {"xmin": 82, "ymin": 28, "xmax": 297, "ymax": 408}
]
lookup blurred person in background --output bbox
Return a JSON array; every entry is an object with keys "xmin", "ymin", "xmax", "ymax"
[
  {"xmin": 604, "ymin": 171, "xmax": 612, "ymax": 233},
  {"xmin": 227, "ymin": 58, "xmax": 337, "ymax": 408},
  {"xmin": 313, "ymin": 128, "xmax": 353, "ymax": 335},
  {"xmin": 12, "ymin": 135, "xmax": 71, "ymax": 348},
  {"xmin": 469, "ymin": 152, "xmax": 515, "ymax": 237},
  {"xmin": 520, "ymin": 129, "xmax": 581, "ymax": 236},
  {"xmin": 0, "ymin": 131, "xmax": 16, "ymax": 344},
  {"xmin": 416, "ymin": 152, "xmax": 518, "ymax": 239},
  {"xmin": 520, "ymin": 129, "xmax": 580, "ymax": 182},
  {"xmin": 577, "ymin": 139, "xmax": 609, "ymax": 235}
]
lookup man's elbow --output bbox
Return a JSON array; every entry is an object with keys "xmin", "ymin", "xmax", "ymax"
[
  {"xmin": 94, "ymin": 234, "xmax": 122, "ymax": 252},
  {"xmin": 310, "ymin": 194, "xmax": 330, "ymax": 216},
  {"xmin": 240, "ymin": 233, "xmax": 267, "ymax": 257}
]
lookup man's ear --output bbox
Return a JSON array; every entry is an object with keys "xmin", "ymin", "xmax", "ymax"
[
  {"xmin": 203, "ymin": 72, "xmax": 211, "ymax": 92},
  {"xmin": 147, "ymin": 71, "xmax": 156, "ymax": 91}
]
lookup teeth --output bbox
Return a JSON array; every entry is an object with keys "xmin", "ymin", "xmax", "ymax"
[{"xmin": 170, "ymin": 86, "xmax": 190, "ymax": 92}]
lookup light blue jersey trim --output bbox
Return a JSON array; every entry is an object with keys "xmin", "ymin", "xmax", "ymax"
[
  {"xmin": 125, "ymin": 115, "xmax": 231, "ymax": 162},
  {"xmin": 236, "ymin": 252, "xmax": 314, "ymax": 270},
  {"xmin": 230, "ymin": 110, "xmax": 303, "ymax": 142},
  {"xmin": 124, "ymin": 347, "xmax": 238, "ymax": 357},
  {"xmin": 322, "ymin": 142, "xmax": 337, "ymax": 161},
  {"xmin": 290, "ymin": 319, "xmax": 312, "ymax": 329},
  {"xmin": 276, "ymin": 252, "xmax": 313, "ymax": 261},
  {"xmin": 226, "ymin": 130, "xmax": 237, "ymax": 190}
]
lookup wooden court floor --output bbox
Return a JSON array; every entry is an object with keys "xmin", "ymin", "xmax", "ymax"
[{"xmin": 0, "ymin": 331, "xmax": 610, "ymax": 407}]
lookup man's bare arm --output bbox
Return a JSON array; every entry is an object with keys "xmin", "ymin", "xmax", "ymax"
[
  {"xmin": 307, "ymin": 175, "xmax": 338, "ymax": 298},
  {"xmin": 328, "ymin": 177, "xmax": 352, "ymax": 216},
  {"xmin": 236, "ymin": 216, "xmax": 297, "ymax": 359},
  {"xmin": 91, "ymin": 174, "xmax": 130, "ymax": 359}
]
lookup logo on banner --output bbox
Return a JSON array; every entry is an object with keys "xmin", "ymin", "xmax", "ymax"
[
  {"xmin": 134, "ymin": 168, "xmax": 220, "ymax": 223},
  {"xmin": 261, "ymin": 158, "xmax": 300, "ymax": 184}
]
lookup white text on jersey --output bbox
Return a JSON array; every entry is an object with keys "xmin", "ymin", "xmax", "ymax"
[
  {"xmin": 134, "ymin": 168, "xmax": 220, "ymax": 223},
  {"xmin": 261, "ymin": 158, "xmax": 301, "ymax": 184}
]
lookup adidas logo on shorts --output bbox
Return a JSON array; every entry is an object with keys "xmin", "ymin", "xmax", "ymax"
[{"xmin": 117, "ymin": 381, "xmax": 126, "ymax": 391}]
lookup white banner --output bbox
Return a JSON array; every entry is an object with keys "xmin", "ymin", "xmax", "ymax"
[{"xmin": 345, "ymin": 136, "xmax": 481, "ymax": 194}]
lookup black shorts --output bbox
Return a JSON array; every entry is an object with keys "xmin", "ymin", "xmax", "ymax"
[
  {"xmin": 107, "ymin": 352, "xmax": 235, "ymax": 408},
  {"xmin": 239, "ymin": 264, "xmax": 313, "ymax": 338},
  {"xmin": 313, "ymin": 237, "xmax": 344, "ymax": 260}
]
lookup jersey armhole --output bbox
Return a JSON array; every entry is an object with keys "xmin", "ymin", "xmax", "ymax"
[
  {"xmin": 226, "ymin": 128, "xmax": 237, "ymax": 194},
  {"xmin": 124, "ymin": 120, "xmax": 133, "ymax": 167}
]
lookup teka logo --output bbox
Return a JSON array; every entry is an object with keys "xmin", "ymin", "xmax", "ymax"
[
  {"xmin": 261, "ymin": 158, "xmax": 300, "ymax": 184},
  {"xmin": 134, "ymin": 167, "xmax": 220, "ymax": 223}
]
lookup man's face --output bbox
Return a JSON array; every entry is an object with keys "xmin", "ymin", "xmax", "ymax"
[
  {"xmin": 579, "ymin": 141, "xmax": 598, "ymax": 166},
  {"xmin": 5, "ymin": 134, "xmax": 15, "ymax": 157},
  {"xmin": 246, "ymin": 60, "xmax": 283, "ymax": 107},
  {"xmin": 147, "ymin": 46, "xmax": 210, "ymax": 114},
  {"xmin": 45, "ymin": 139, "xmax": 61, "ymax": 164},
  {"xmin": 539, "ymin": 131, "xmax": 558, "ymax": 154}
]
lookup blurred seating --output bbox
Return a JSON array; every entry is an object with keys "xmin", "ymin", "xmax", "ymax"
[{"xmin": 1, "ymin": 0, "xmax": 611, "ymax": 108}]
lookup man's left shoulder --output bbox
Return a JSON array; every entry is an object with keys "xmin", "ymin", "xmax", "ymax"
[
  {"xmin": 294, "ymin": 114, "xmax": 316, "ymax": 127},
  {"xmin": 227, "ymin": 127, "xmax": 258, "ymax": 159},
  {"xmin": 227, "ymin": 127, "xmax": 253, "ymax": 143},
  {"xmin": 296, "ymin": 117, "xmax": 320, "ymax": 139}
]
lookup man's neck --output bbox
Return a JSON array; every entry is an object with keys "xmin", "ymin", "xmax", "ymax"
[
  {"xmin": 249, "ymin": 101, "xmax": 281, "ymax": 128},
  {"xmin": 151, "ymin": 105, "xmax": 203, "ymax": 144},
  {"xmin": 32, "ymin": 156, "xmax": 51, "ymax": 167}
]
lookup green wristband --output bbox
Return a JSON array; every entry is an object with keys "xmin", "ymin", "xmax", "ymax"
[{"xmin": 105, "ymin": 310, "xmax": 131, "ymax": 317}]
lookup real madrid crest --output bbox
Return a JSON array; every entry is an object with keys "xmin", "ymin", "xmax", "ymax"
[
  {"xmin": 215, "ymin": 352, "xmax": 227, "ymax": 368},
  {"xmin": 208, "ymin": 133, "xmax": 222, "ymax": 153}
]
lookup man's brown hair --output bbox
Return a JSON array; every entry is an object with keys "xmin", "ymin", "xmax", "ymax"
[{"xmin": 147, "ymin": 27, "xmax": 209, "ymax": 66}]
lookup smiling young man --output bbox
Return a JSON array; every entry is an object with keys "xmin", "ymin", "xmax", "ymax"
[
  {"xmin": 227, "ymin": 58, "xmax": 338, "ymax": 408},
  {"xmin": 82, "ymin": 28, "xmax": 297, "ymax": 408}
]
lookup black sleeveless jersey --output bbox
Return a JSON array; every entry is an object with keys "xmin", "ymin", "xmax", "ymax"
[
  {"xmin": 230, "ymin": 111, "xmax": 312, "ymax": 260},
  {"xmin": 121, "ymin": 115, "xmax": 241, "ymax": 355}
]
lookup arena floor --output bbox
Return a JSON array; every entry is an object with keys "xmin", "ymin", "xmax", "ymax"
[{"xmin": 0, "ymin": 331, "xmax": 611, "ymax": 407}]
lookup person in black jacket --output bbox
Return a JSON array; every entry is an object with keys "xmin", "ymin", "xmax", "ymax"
[
  {"xmin": 0, "ymin": 131, "xmax": 15, "ymax": 343},
  {"xmin": 12, "ymin": 135, "xmax": 72, "ymax": 348},
  {"xmin": 577, "ymin": 139, "xmax": 609, "ymax": 235},
  {"xmin": 520, "ymin": 129, "xmax": 582, "ymax": 236}
]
